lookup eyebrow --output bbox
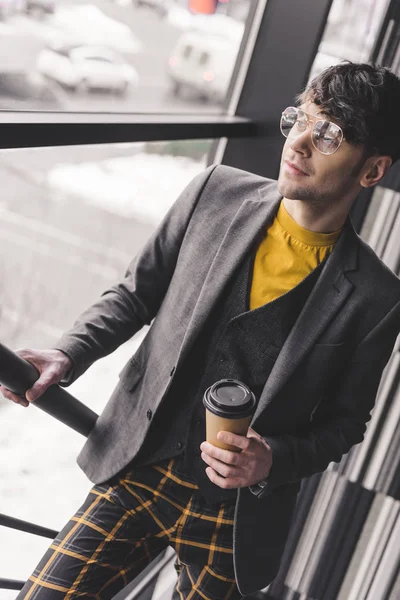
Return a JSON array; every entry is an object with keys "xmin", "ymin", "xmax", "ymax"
[
  {"xmin": 300, "ymin": 107, "xmax": 327, "ymax": 119},
  {"xmin": 300, "ymin": 107, "xmax": 339, "ymax": 124}
]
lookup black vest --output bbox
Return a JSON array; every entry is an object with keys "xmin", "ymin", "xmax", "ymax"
[{"xmin": 133, "ymin": 244, "xmax": 325, "ymax": 504}]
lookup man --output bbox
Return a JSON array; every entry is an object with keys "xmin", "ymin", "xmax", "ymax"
[{"xmin": 3, "ymin": 62, "xmax": 400, "ymax": 599}]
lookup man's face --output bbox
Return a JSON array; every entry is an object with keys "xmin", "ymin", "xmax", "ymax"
[{"xmin": 277, "ymin": 101, "xmax": 367, "ymax": 208}]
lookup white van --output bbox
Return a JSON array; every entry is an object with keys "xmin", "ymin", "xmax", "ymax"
[{"xmin": 167, "ymin": 30, "xmax": 240, "ymax": 103}]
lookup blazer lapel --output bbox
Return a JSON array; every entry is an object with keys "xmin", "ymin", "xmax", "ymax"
[
  {"xmin": 176, "ymin": 180, "xmax": 282, "ymax": 365},
  {"xmin": 253, "ymin": 218, "xmax": 359, "ymax": 420}
]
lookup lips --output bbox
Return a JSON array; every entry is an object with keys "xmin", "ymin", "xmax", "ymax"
[{"xmin": 285, "ymin": 160, "xmax": 309, "ymax": 176}]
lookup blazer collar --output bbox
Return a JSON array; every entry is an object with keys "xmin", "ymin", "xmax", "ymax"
[{"xmin": 176, "ymin": 180, "xmax": 281, "ymax": 367}]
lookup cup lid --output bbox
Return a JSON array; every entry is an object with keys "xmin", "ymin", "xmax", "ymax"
[{"xmin": 203, "ymin": 379, "xmax": 256, "ymax": 418}]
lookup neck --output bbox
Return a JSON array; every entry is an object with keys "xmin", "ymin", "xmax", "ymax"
[{"xmin": 282, "ymin": 197, "xmax": 350, "ymax": 233}]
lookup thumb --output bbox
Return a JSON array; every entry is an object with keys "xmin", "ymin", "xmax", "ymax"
[{"xmin": 26, "ymin": 375, "xmax": 53, "ymax": 403}]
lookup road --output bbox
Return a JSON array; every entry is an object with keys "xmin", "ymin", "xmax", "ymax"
[
  {"xmin": 0, "ymin": 1, "xmax": 221, "ymax": 350},
  {"xmin": 0, "ymin": 0, "xmax": 223, "ymax": 112}
]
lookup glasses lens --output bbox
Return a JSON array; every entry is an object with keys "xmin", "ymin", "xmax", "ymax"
[
  {"xmin": 313, "ymin": 120, "xmax": 343, "ymax": 154},
  {"xmin": 280, "ymin": 107, "xmax": 298, "ymax": 138}
]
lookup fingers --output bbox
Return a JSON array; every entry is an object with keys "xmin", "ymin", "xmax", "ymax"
[
  {"xmin": 0, "ymin": 371, "xmax": 55, "ymax": 406},
  {"xmin": 217, "ymin": 431, "xmax": 252, "ymax": 451},
  {"xmin": 8, "ymin": 348, "xmax": 71, "ymax": 403},
  {"xmin": 205, "ymin": 467, "xmax": 239, "ymax": 489},
  {"xmin": 0, "ymin": 385, "xmax": 29, "ymax": 407},
  {"xmin": 26, "ymin": 374, "xmax": 54, "ymax": 403},
  {"xmin": 201, "ymin": 451, "xmax": 237, "ymax": 478},
  {"xmin": 0, "ymin": 372, "xmax": 53, "ymax": 406},
  {"xmin": 200, "ymin": 441, "xmax": 243, "ymax": 465},
  {"xmin": 0, "ymin": 348, "xmax": 72, "ymax": 410}
]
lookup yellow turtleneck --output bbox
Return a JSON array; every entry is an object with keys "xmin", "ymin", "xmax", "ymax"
[{"xmin": 249, "ymin": 201, "xmax": 343, "ymax": 310}]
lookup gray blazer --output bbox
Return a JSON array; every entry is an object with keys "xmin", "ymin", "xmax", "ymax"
[{"xmin": 56, "ymin": 164, "xmax": 400, "ymax": 594}]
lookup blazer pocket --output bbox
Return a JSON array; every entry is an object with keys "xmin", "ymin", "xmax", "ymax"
[
  {"xmin": 314, "ymin": 341, "xmax": 348, "ymax": 348},
  {"xmin": 119, "ymin": 359, "xmax": 143, "ymax": 393},
  {"xmin": 309, "ymin": 342, "xmax": 350, "ymax": 367},
  {"xmin": 313, "ymin": 341, "xmax": 349, "ymax": 352}
]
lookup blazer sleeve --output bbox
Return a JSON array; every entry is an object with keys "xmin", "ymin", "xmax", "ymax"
[
  {"xmin": 258, "ymin": 299, "xmax": 400, "ymax": 498},
  {"xmin": 54, "ymin": 164, "xmax": 218, "ymax": 384}
]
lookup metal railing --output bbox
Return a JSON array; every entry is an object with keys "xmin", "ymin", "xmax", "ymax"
[
  {"xmin": 0, "ymin": 343, "xmax": 98, "ymax": 437},
  {"xmin": 0, "ymin": 507, "xmax": 175, "ymax": 593},
  {"xmin": 0, "ymin": 343, "xmax": 99, "ymax": 590},
  {"xmin": 0, "ymin": 343, "xmax": 178, "ymax": 596},
  {"xmin": 0, "ymin": 514, "xmax": 59, "ymax": 591}
]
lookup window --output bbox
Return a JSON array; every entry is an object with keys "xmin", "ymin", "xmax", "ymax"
[
  {"xmin": 0, "ymin": 139, "xmax": 213, "ymax": 586},
  {"xmin": 309, "ymin": 0, "xmax": 392, "ymax": 81},
  {"xmin": 360, "ymin": 185, "xmax": 400, "ymax": 275},
  {"xmin": 0, "ymin": 0, "xmax": 254, "ymax": 113}
]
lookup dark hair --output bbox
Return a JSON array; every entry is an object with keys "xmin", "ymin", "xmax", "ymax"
[{"xmin": 297, "ymin": 61, "xmax": 400, "ymax": 163}]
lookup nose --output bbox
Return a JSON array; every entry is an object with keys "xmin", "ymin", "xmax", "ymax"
[{"xmin": 288, "ymin": 126, "xmax": 313, "ymax": 157}]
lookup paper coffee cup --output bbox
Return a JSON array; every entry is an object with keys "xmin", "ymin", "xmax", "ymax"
[{"xmin": 203, "ymin": 379, "xmax": 256, "ymax": 452}]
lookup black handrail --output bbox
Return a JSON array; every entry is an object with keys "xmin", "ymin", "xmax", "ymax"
[
  {"xmin": 0, "ymin": 578, "xmax": 25, "ymax": 591},
  {"xmin": 0, "ymin": 343, "xmax": 98, "ymax": 436},
  {"xmin": 0, "ymin": 344, "xmax": 176, "ymax": 597},
  {"xmin": 0, "ymin": 551, "xmax": 176, "ymax": 593},
  {"xmin": 0, "ymin": 513, "xmax": 58, "ymax": 539},
  {"xmin": 0, "ymin": 515, "xmax": 177, "ymax": 595}
]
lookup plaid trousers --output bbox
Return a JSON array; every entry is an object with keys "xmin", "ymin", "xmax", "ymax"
[{"xmin": 17, "ymin": 456, "xmax": 242, "ymax": 600}]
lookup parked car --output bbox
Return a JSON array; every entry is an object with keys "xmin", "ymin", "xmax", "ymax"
[
  {"xmin": 25, "ymin": 0, "xmax": 57, "ymax": 16},
  {"xmin": 36, "ymin": 44, "xmax": 139, "ymax": 94},
  {"xmin": 0, "ymin": 71, "xmax": 64, "ymax": 109},
  {"xmin": 51, "ymin": 5, "xmax": 142, "ymax": 54},
  {"xmin": 167, "ymin": 31, "xmax": 238, "ymax": 103},
  {"xmin": 134, "ymin": 0, "xmax": 170, "ymax": 18}
]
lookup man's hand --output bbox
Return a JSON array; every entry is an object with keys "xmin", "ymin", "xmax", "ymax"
[
  {"xmin": 200, "ymin": 427, "xmax": 272, "ymax": 489},
  {"xmin": 0, "ymin": 349, "xmax": 73, "ymax": 408}
]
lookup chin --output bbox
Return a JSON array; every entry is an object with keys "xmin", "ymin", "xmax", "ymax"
[
  {"xmin": 277, "ymin": 174, "xmax": 313, "ymax": 201},
  {"xmin": 277, "ymin": 176, "xmax": 297, "ymax": 199}
]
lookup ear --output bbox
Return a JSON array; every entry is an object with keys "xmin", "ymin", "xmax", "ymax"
[{"xmin": 360, "ymin": 155, "xmax": 392, "ymax": 188}]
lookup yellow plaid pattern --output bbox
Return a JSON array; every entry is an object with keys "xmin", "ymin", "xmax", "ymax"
[{"xmin": 17, "ymin": 456, "xmax": 241, "ymax": 600}]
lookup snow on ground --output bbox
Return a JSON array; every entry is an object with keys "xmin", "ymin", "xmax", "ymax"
[
  {"xmin": 0, "ymin": 151, "xmax": 207, "ymax": 595},
  {"xmin": 0, "ymin": 329, "xmax": 147, "ymax": 590},
  {"xmin": 40, "ymin": 4, "xmax": 142, "ymax": 54},
  {"xmin": 47, "ymin": 154, "xmax": 206, "ymax": 226}
]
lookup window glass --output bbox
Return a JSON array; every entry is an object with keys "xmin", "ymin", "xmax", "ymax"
[
  {"xmin": 0, "ymin": 139, "xmax": 212, "ymax": 587},
  {"xmin": 0, "ymin": 0, "xmax": 255, "ymax": 113},
  {"xmin": 359, "ymin": 185, "xmax": 400, "ymax": 276},
  {"xmin": 309, "ymin": 0, "xmax": 391, "ymax": 81}
]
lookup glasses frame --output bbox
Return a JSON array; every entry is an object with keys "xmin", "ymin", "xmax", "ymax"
[{"xmin": 280, "ymin": 106, "xmax": 345, "ymax": 155}]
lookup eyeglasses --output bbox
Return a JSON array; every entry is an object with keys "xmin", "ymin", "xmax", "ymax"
[{"xmin": 280, "ymin": 106, "xmax": 344, "ymax": 155}]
